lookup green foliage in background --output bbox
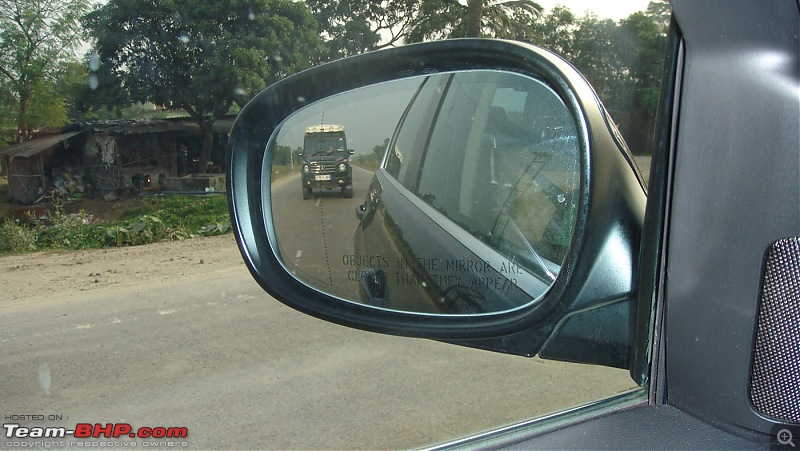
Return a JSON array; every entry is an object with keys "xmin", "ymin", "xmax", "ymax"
[
  {"xmin": 0, "ymin": 194, "xmax": 232, "ymax": 254},
  {"xmin": 517, "ymin": 1, "xmax": 670, "ymax": 154},
  {"xmin": 0, "ymin": 0, "xmax": 89, "ymax": 142},
  {"xmin": 84, "ymin": 0, "xmax": 321, "ymax": 169}
]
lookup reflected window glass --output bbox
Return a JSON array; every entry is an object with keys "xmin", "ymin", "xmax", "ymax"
[
  {"xmin": 385, "ymin": 76, "xmax": 444, "ymax": 182},
  {"xmin": 414, "ymin": 71, "xmax": 580, "ymax": 278}
]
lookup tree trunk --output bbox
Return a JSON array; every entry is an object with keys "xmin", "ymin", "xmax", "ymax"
[
  {"xmin": 199, "ymin": 120, "xmax": 214, "ymax": 172},
  {"xmin": 465, "ymin": 0, "xmax": 484, "ymax": 37},
  {"xmin": 17, "ymin": 83, "xmax": 33, "ymax": 142}
]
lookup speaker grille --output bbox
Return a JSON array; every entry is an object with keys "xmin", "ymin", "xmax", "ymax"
[{"xmin": 750, "ymin": 237, "xmax": 800, "ymax": 423}]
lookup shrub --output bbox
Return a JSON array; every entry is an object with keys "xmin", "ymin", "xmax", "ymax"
[
  {"xmin": 103, "ymin": 215, "xmax": 192, "ymax": 247},
  {"xmin": 0, "ymin": 194, "xmax": 231, "ymax": 254},
  {"xmin": 35, "ymin": 211, "xmax": 105, "ymax": 250},
  {"xmin": 0, "ymin": 218, "xmax": 38, "ymax": 253}
]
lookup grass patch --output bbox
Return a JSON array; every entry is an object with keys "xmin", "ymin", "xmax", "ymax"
[
  {"xmin": 271, "ymin": 164, "xmax": 299, "ymax": 183},
  {"xmin": 0, "ymin": 194, "xmax": 232, "ymax": 255},
  {"xmin": 352, "ymin": 161, "xmax": 380, "ymax": 172},
  {"xmin": 123, "ymin": 194, "xmax": 230, "ymax": 231}
]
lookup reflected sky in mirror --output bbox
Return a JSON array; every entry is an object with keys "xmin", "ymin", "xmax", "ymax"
[{"xmin": 272, "ymin": 78, "xmax": 424, "ymax": 163}]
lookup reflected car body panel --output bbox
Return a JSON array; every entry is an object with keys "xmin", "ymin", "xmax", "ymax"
[{"xmin": 355, "ymin": 169, "xmax": 544, "ymax": 313}]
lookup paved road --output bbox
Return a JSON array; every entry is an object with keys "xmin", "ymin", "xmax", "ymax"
[{"xmin": 1, "ymin": 264, "xmax": 636, "ymax": 449}]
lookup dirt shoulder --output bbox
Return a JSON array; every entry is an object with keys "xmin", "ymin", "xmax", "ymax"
[{"xmin": 1, "ymin": 234, "xmax": 245, "ymax": 302}]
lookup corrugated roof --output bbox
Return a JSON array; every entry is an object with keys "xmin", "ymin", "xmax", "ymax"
[
  {"xmin": 89, "ymin": 121, "xmax": 191, "ymax": 134},
  {"xmin": 212, "ymin": 119, "xmax": 235, "ymax": 134},
  {"xmin": 0, "ymin": 131, "xmax": 83, "ymax": 158},
  {"xmin": 87, "ymin": 118, "xmax": 235, "ymax": 135}
]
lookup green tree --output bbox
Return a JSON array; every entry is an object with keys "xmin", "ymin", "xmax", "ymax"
[
  {"xmin": 519, "ymin": 5, "xmax": 577, "ymax": 57},
  {"xmin": 519, "ymin": 3, "xmax": 668, "ymax": 154},
  {"xmin": 0, "ymin": 0, "xmax": 89, "ymax": 142},
  {"xmin": 24, "ymin": 80, "xmax": 69, "ymax": 131},
  {"xmin": 372, "ymin": 138, "xmax": 390, "ymax": 158},
  {"xmin": 0, "ymin": 78, "xmax": 16, "ymax": 144},
  {"xmin": 273, "ymin": 144, "xmax": 293, "ymax": 165},
  {"xmin": 571, "ymin": 15, "xmax": 626, "ymax": 102},
  {"xmin": 306, "ymin": 0, "xmax": 417, "ymax": 60},
  {"xmin": 408, "ymin": 0, "xmax": 542, "ymax": 42},
  {"xmin": 308, "ymin": 0, "xmax": 542, "ymax": 60},
  {"xmin": 351, "ymin": 138, "xmax": 389, "ymax": 169},
  {"xmin": 51, "ymin": 61, "xmax": 91, "ymax": 123},
  {"xmin": 85, "ymin": 0, "xmax": 320, "ymax": 169},
  {"xmin": 645, "ymin": 0, "xmax": 671, "ymax": 33},
  {"xmin": 613, "ymin": 9, "xmax": 668, "ymax": 151}
]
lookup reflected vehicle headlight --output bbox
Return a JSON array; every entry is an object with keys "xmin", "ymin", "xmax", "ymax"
[
  {"xmin": 338, "ymin": 163, "xmax": 347, "ymax": 172},
  {"xmin": 303, "ymin": 165, "xmax": 310, "ymax": 173}
]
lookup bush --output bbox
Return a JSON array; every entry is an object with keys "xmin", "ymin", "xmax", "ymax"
[
  {"xmin": 198, "ymin": 221, "xmax": 231, "ymax": 237},
  {"xmin": 125, "ymin": 194, "xmax": 230, "ymax": 232},
  {"xmin": 103, "ymin": 215, "xmax": 192, "ymax": 247},
  {"xmin": 0, "ymin": 194, "xmax": 232, "ymax": 254},
  {"xmin": 0, "ymin": 218, "xmax": 38, "ymax": 253},
  {"xmin": 35, "ymin": 211, "xmax": 106, "ymax": 250}
]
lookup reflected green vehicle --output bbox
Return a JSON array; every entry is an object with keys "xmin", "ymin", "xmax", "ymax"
[{"xmin": 300, "ymin": 125, "xmax": 354, "ymax": 199}]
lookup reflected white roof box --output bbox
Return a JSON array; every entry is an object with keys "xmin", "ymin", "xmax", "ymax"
[{"xmin": 305, "ymin": 124, "xmax": 345, "ymax": 134}]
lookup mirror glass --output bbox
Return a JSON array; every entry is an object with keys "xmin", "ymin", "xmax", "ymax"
[{"xmin": 268, "ymin": 70, "xmax": 581, "ymax": 315}]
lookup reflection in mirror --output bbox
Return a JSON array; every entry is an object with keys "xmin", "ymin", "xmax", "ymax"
[{"xmin": 268, "ymin": 71, "xmax": 581, "ymax": 316}]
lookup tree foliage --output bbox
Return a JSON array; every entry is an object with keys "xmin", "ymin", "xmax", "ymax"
[
  {"xmin": 0, "ymin": 0, "xmax": 89, "ymax": 142},
  {"xmin": 407, "ymin": 0, "xmax": 543, "ymax": 42},
  {"xmin": 57, "ymin": 61, "xmax": 94, "ymax": 122},
  {"xmin": 308, "ymin": 0, "xmax": 542, "ymax": 59},
  {"xmin": 519, "ymin": 0, "xmax": 670, "ymax": 154},
  {"xmin": 306, "ymin": 0, "xmax": 417, "ymax": 60},
  {"xmin": 0, "ymin": 0, "xmax": 670, "ymax": 166},
  {"xmin": 85, "ymin": 0, "xmax": 321, "ymax": 167}
]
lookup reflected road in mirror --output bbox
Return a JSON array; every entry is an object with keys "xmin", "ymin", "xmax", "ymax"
[{"xmin": 271, "ymin": 166, "xmax": 374, "ymax": 301}]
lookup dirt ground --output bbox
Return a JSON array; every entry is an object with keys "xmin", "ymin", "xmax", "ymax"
[
  {"xmin": 1, "ymin": 234, "xmax": 245, "ymax": 302},
  {"xmin": 0, "ymin": 179, "xmax": 245, "ymax": 303}
]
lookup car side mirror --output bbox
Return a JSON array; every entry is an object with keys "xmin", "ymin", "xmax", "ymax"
[{"xmin": 227, "ymin": 39, "xmax": 646, "ymax": 371}]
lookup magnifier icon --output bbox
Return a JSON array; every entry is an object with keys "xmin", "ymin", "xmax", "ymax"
[{"xmin": 778, "ymin": 429, "xmax": 795, "ymax": 447}]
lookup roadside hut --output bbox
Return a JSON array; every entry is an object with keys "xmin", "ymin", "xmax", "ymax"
[
  {"xmin": 0, "ymin": 131, "xmax": 83, "ymax": 204},
  {"xmin": 83, "ymin": 118, "xmax": 232, "ymax": 195},
  {"xmin": 0, "ymin": 117, "xmax": 234, "ymax": 203}
]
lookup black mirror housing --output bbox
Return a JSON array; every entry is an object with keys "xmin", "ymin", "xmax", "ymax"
[{"xmin": 227, "ymin": 39, "xmax": 646, "ymax": 369}]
